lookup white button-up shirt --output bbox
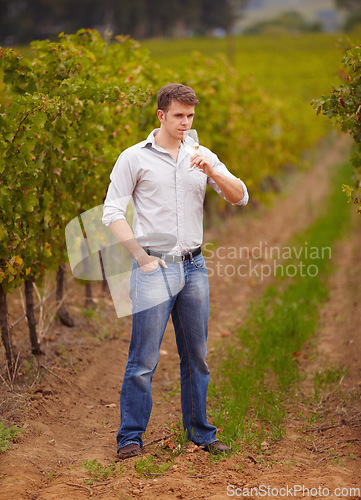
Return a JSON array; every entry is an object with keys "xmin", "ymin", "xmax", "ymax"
[{"xmin": 102, "ymin": 129, "xmax": 249, "ymax": 253}]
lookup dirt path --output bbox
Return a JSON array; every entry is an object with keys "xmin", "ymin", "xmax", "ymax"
[{"xmin": 1, "ymin": 134, "xmax": 360, "ymax": 500}]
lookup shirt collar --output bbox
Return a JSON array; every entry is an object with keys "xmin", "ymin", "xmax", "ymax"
[
  {"xmin": 143, "ymin": 128, "xmax": 186, "ymax": 151},
  {"xmin": 142, "ymin": 129, "xmax": 188, "ymax": 164},
  {"xmin": 142, "ymin": 129, "xmax": 160, "ymax": 148}
]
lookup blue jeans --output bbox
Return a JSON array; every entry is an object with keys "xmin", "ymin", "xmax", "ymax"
[{"xmin": 116, "ymin": 251, "xmax": 217, "ymax": 451}]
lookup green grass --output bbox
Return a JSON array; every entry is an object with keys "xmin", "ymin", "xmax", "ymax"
[
  {"xmin": 81, "ymin": 459, "xmax": 123, "ymax": 484},
  {"xmin": 134, "ymin": 455, "xmax": 173, "ymax": 477},
  {"xmin": 144, "ymin": 33, "xmax": 342, "ymax": 100},
  {"xmin": 208, "ymin": 160, "xmax": 353, "ymax": 449},
  {"xmin": 313, "ymin": 366, "xmax": 349, "ymax": 402},
  {"xmin": 81, "ymin": 305, "xmax": 96, "ymax": 319},
  {"xmin": 0, "ymin": 421, "xmax": 24, "ymax": 453}
]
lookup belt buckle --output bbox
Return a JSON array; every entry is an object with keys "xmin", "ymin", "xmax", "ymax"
[{"xmin": 181, "ymin": 254, "xmax": 186, "ymax": 262}]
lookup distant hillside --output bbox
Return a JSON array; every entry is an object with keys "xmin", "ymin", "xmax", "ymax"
[{"xmin": 236, "ymin": 0, "xmax": 345, "ymax": 32}]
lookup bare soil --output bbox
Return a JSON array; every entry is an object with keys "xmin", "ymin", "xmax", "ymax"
[{"xmin": 1, "ymin": 134, "xmax": 360, "ymax": 500}]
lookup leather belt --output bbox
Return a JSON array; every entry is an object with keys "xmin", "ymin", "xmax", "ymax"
[{"xmin": 143, "ymin": 246, "xmax": 202, "ymax": 263}]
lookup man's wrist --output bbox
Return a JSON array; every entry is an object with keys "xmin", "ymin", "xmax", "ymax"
[{"xmin": 134, "ymin": 248, "xmax": 150, "ymax": 266}]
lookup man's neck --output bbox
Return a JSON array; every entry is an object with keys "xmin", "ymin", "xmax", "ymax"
[{"xmin": 154, "ymin": 129, "xmax": 181, "ymax": 159}]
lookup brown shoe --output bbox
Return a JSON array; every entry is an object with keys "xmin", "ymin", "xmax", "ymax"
[
  {"xmin": 117, "ymin": 443, "xmax": 143, "ymax": 460},
  {"xmin": 203, "ymin": 440, "xmax": 233, "ymax": 455}
]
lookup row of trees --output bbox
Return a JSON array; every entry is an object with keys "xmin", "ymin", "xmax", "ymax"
[
  {"xmin": 0, "ymin": 0, "xmax": 249, "ymax": 45},
  {"xmin": 0, "ymin": 30, "xmax": 155, "ymax": 373}
]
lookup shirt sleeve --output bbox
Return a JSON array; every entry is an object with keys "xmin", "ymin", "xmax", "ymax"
[
  {"xmin": 102, "ymin": 150, "xmax": 137, "ymax": 227},
  {"xmin": 205, "ymin": 149, "xmax": 249, "ymax": 206}
]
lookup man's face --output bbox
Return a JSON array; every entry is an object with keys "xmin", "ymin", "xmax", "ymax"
[{"xmin": 158, "ymin": 101, "xmax": 195, "ymax": 141}]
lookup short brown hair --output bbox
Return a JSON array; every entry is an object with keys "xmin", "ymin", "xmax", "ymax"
[{"xmin": 157, "ymin": 83, "xmax": 199, "ymax": 112}]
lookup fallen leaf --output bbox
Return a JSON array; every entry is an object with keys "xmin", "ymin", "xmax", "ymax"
[
  {"xmin": 187, "ymin": 443, "xmax": 201, "ymax": 453},
  {"xmin": 162, "ymin": 438, "xmax": 176, "ymax": 450}
]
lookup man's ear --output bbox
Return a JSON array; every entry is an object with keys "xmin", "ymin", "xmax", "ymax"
[{"xmin": 157, "ymin": 109, "xmax": 165, "ymax": 124}]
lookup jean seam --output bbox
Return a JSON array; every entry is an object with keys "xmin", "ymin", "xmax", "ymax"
[
  {"xmin": 184, "ymin": 260, "xmax": 189, "ymax": 285},
  {"xmin": 173, "ymin": 300, "xmax": 201, "ymax": 445}
]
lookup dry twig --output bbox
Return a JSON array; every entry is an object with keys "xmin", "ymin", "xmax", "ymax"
[
  {"xmin": 66, "ymin": 482, "xmax": 92, "ymax": 495},
  {"xmin": 143, "ymin": 433, "xmax": 176, "ymax": 448}
]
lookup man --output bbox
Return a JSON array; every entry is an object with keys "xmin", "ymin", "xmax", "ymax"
[{"xmin": 102, "ymin": 83, "xmax": 249, "ymax": 460}]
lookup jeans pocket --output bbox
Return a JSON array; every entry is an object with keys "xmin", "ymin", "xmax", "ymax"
[
  {"xmin": 191, "ymin": 253, "xmax": 206, "ymax": 269},
  {"xmin": 137, "ymin": 263, "xmax": 160, "ymax": 275},
  {"xmin": 134, "ymin": 264, "xmax": 172, "ymax": 313}
]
